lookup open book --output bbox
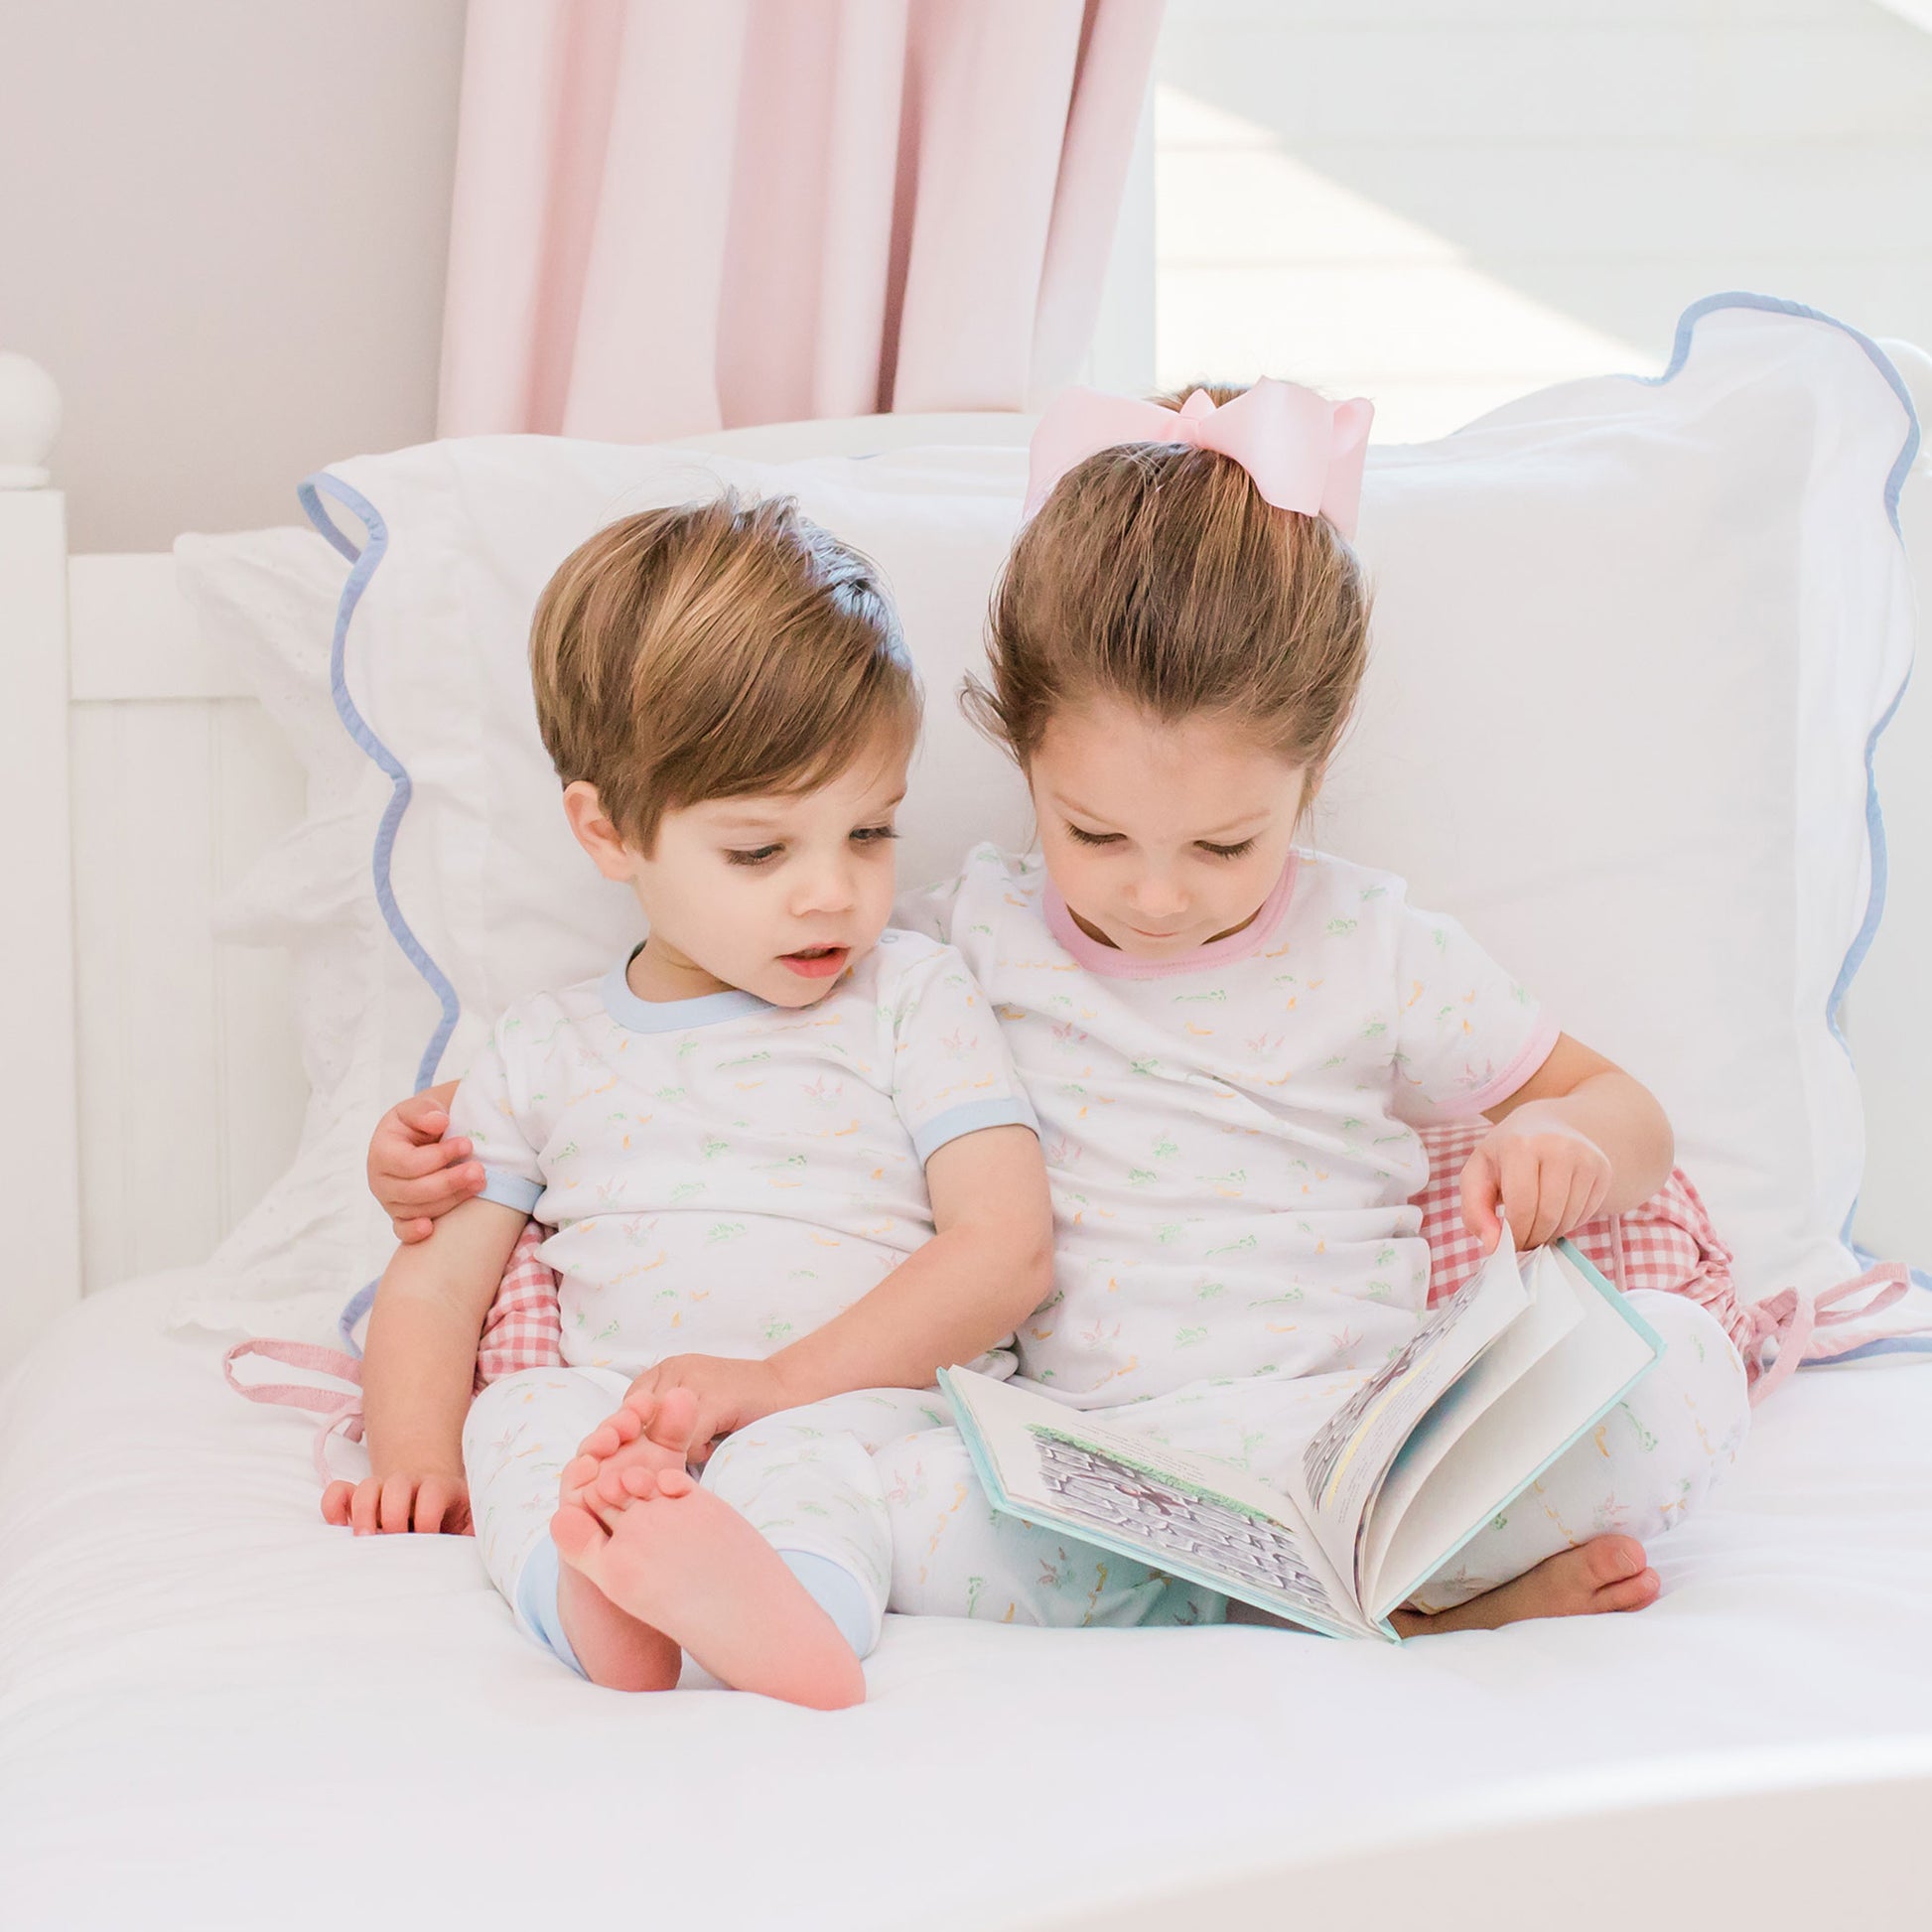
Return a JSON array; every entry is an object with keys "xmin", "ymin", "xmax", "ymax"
[{"xmin": 938, "ymin": 1227, "xmax": 1662, "ymax": 1641}]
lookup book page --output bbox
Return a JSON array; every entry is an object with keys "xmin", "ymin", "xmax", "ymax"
[
  {"xmin": 1355, "ymin": 1240, "xmax": 1586, "ymax": 1610},
  {"xmin": 938, "ymin": 1367, "xmax": 1382, "ymax": 1641},
  {"xmin": 1360, "ymin": 1241, "xmax": 1664, "ymax": 1622},
  {"xmin": 1290, "ymin": 1227, "xmax": 1533, "ymax": 1583}
]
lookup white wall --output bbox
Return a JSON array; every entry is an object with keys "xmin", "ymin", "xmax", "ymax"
[
  {"xmin": 1156, "ymin": 0, "xmax": 1932, "ymax": 440},
  {"xmin": 13, "ymin": 3, "xmax": 1930, "ymax": 542},
  {"xmin": 1150, "ymin": 0, "xmax": 1932, "ymax": 1266},
  {"xmin": 0, "ymin": 0, "xmax": 465, "ymax": 551}
]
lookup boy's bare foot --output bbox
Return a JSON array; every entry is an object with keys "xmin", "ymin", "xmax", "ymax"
[
  {"xmin": 550, "ymin": 1468, "xmax": 867, "ymax": 1711},
  {"xmin": 1391, "ymin": 1535, "xmax": 1660, "ymax": 1638},
  {"xmin": 550, "ymin": 1388, "xmax": 701, "ymax": 1692}
]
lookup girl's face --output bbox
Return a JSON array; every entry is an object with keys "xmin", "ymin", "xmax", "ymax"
[{"xmin": 1029, "ymin": 700, "xmax": 1308, "ymax": 961}]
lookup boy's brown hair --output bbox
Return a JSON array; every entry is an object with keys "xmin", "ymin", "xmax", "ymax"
[
  {"xmin": 530, "ymin": 493, "xmax": 918, "ymax": 849},
  {"xmin": 963, "ymin": 383, "xmax": 1371, "ymax": 784}
]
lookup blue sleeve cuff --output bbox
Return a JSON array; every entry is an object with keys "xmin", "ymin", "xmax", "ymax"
[
  {"xmin": 910, "ymin": 1095, "xmax": 1039, "ymax": 1166},
  {"xmin": 479, "ymin": 1167, "xmax": 543, "ymax": 1215}
]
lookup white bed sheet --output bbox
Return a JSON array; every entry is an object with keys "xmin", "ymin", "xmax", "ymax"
[{"xmin": 1, "ymin": 1272, "xmax": 1928, "ymax": 1932}]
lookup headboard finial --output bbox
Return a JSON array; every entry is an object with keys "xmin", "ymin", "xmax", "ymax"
[{"xmin": 0, "ymin": 352, "xmax": 61, "ymax": 489}]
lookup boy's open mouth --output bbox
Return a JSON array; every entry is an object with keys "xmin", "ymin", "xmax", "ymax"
[{"xmin": 780, "ymin": 944, "xmax": 850, "ymax": 980}]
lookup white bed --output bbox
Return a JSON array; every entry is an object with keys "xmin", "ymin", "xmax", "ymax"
[
  {"xmin": 5, "ymin": 1269, "xmax": 1931, "ymax": 1930},
  {"xmin": 4, "ymin": 342, "xmax": 1932, "ymax": 1930}
]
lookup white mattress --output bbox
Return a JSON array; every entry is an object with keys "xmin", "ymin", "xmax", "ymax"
[{"xmin": 2, "ymin": 1272, "xmax": 1930, "ymax": 1932}]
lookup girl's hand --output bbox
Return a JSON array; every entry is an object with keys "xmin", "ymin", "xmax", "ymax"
[
  {"xmin": 322, "ymin": 1466, "xmax": 473, "ymax": 1536},
  {"xmin": 368, "ymin": 1082, "xmax": 482, "ymax": 1242},
  {"xmin": 619, "ymin": 1355, "xmax": 802, "ymax": 1463},
  {"xmin": 1457, "ymin": 1106, "xmax": 1612, "ymax": 1253}
]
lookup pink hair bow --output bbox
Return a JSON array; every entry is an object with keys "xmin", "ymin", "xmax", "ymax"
[{"xmin": 1023, "ymin": 377, "xmax": 1374, "ymax": 538}]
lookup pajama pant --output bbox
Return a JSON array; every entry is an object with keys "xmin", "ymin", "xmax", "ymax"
[{"xmin": 461, "ymin": 1291, "xmax": 1747, "ymax": 1666}]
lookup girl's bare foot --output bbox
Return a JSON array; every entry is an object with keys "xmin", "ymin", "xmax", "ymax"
[
  {"xmin": 1391, "ymin": 1535, "xmax": 1660, "ymax": 1637},
  {"xmin": 550, "ymin": 1467, "xmax": 867, "ymax": 1711},
  {"xmin": 550, "ymin": 1388, "xmax": 702, "ymax": 1691}
]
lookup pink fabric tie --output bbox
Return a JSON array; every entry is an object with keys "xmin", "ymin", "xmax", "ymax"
[
  {"xmin": 223, "ymin": 1338, "xmax": 366, "ymax": 1484},
  {"xmin": 1742, "ymin": 1264, "xmax": 1916, "ymax": 1403},
  {"xmin": 1023, "ymin": 377, "xmax": 1374, "ymax": 534}
]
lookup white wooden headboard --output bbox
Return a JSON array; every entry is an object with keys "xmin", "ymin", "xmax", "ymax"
[
  {"xmin": 0, "ymin": 374, "xmax": 1035, "ymax": 1367},
  {"xmin": 3, "ymin": 346, "xmax": 1931, "ymax": 1372}
]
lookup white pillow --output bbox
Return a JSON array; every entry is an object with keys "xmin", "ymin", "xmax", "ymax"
[
  {"xmin": 180, "ymin": 298, "xmax": 1917, "ymax": 1313},
  {"xmin": 1317, "ymin": 300, "xmax": 1916, "ymax": 1298},
  {"xmin": 172, "ymin": 524, "xmax": 401, "ymax": 1308},
  {"xmin": 184, "ymin": 444, "xmax": 1037, "ymax": 1307}
]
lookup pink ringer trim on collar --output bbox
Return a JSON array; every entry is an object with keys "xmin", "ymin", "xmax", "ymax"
[{"xmin": 1041, "ymin": 856, "xmax": 1300, "ymax": 981}]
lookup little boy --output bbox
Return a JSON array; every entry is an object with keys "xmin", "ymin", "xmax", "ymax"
[{"xmin": 338, "ymin": 497, "xmax": 1054, "ymax": 1708}]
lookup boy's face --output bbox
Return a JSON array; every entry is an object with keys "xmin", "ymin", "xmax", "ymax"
[{"xmin": 570, "ymin": 733, "xmax": 910, "ymax": 1008}]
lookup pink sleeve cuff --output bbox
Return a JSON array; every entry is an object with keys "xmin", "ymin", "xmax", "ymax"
[{"xmin": 1428, "ymin": 1010, "xmax": 1564, "ymax": 1120}]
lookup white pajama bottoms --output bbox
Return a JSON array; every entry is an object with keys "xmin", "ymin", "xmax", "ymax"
[
  {"xmin": 461, "ymin": 1291, "xmax": 1748, "ymax": 1667},
  {"xmin": 461, "ymin": 1369, "xmax": 1219, "ymax": 1667}
]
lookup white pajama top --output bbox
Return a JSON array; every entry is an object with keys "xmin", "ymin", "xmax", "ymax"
[{"xmin": 900, "ymin": 844, "xmax": 1559, "ymax": 1402}]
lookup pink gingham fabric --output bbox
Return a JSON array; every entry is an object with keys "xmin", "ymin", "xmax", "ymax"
[
  {"xmin": 230, "ymin": 1134, "xmax": 1921, "ymax": 1488},
  {"xmin": 225, "ymin": 1222, "xmax": 562, "ymax": 1482},
  {"xmin": 1417, "ymin": 1121, "xmax": 1725, "ymax": 1312},
  {"xmin": 475, "ymin": 1221, "xmax": 565, "ymax": 1380},
  {"xmin": 1412, "ymin": 1121, "xmax": 1915, "ymax": 1402},
  {"xmin": 463, "ymin": 1129, "xmax": 1905, "ymax": 1404}
]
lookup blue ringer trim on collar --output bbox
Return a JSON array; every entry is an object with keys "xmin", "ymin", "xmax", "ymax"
[{"xmin": 601, "ymin": 948, "xmax": 772, "ymax": 1034}]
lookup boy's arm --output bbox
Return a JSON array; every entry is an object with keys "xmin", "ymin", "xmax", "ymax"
[
  {"xmin": 323, "ymin": 1196, "xmax": 528, "ymax": 1533},
  {"xmin": 1460, "ymin": 1034, "xmax": 1674, "ymax": 1250},
  {"xmin": 367, "ymin": 1078, "xmax": 484, "ymax": 1242},
  {"xmin": 772, "ymin": 1123, "xmax": 1052, "ymax": 1397},
  {"xmin": 625, "ymin": 1125, "xmax": 1053, "ymax": 1451}
]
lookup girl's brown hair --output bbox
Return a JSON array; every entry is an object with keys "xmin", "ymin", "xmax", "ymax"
[
  {"xmin": 530, "ymin": 493, "xmax": 917, "ymax": 850},
  {"xmin": 964, "ymin": 383, "xmax": 1370, "ymax": 781}
]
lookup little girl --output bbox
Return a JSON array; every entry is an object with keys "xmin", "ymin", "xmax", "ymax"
[
  {"xmin": 879, "ymin": 380, "xmax": 1749, "ymax": 1629},
  {"xmin": 375, "ymin": 382, "xmax": 1749, "ymax": 1635}
]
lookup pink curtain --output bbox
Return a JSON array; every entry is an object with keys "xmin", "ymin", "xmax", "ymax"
[{"xmin": 438, "ymin": 0, "xmax": 1163, "ymax": 440}]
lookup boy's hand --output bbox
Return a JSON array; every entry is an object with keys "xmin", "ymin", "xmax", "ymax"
[
  {"xmin": 322, "ymin": 1466, "xmax": 473, "ymax": 1536},
  {"xmin": 618, "ymin": 1355, "xmax": 802, "ymax": 1462},
  {"xmin": 369, "ymin": 1086, "xmax": 483, "ymax": 1242},
  {"xmin": 1458, "ymin": 1107, "xmax": 1612, "ymax": 1253}
]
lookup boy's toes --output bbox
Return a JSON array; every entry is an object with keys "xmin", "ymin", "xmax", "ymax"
[
  {"xmin": 549, "ymin": 1503, "xmax": 608, "ymax": 1573},
  {"xmin": 657, "ymin": 1466, "xmax": 695, "ymax": 1498},
  {"xmin": 643, "ymin": 1387, "xmax": 701, "ymax": 1454},
  {"xmin": 577, "ymin": 1408, "xmax": 643, "ymax": 1459}
]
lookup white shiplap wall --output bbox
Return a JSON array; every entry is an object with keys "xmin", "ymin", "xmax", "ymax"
[
  {"xmin": 65, "ymin": 558, "xmax": 309, "ymax": 1295},
  {"xmin": 1155, "ymin": 0, "xmax": 1932, "ymax": 439}
]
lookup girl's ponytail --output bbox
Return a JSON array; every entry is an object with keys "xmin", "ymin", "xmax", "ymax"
[{"xmin": 965, "ymin": 381, "xmax": 1373, "ymax": 787}]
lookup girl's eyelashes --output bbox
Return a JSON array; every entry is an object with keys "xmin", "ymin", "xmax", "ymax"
[
  {"xmin": 851, "ymin": 824, "xmax": 899, "ymax": 846},
  {"xmin": 1064, "ymin": 822, "xmax": 1254, "ymax": 861}
]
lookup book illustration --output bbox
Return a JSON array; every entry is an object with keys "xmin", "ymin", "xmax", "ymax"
[
  {"xmin": 1301, "ymin": 1270, "xmax": 1492, "ymax": 1519},
  {"xmin": 1029, "ymin": 1426, "xmax": 1341, "ymax": 1624},
  {"xmin": 938, "ymin": 1243, "xmax": 1659, "ymax": 1643}
]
